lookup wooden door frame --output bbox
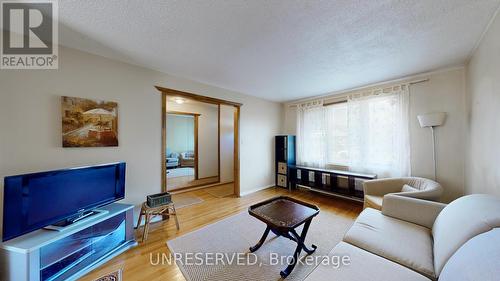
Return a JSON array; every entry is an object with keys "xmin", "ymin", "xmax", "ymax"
[
  {"xmin": 217, "ymin": 104, "xmax": 221, "ymax": 184},
  {"xmin": 166, "ymin": 111, "xmax": 200, "ymax": 180},
  {"xmin": 157, "ymin": 86, "xmax": 242, "ymax": 196},
  {"xmin": 234, "ymin": 106, "xmax": 240, "ymax": 196}
]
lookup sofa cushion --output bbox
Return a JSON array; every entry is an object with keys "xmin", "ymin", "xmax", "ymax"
[
  {"xmin": 364, "ymin": 195, "xmax": 383, "ymax": 210},
  {"xmin": 344, "ymin": 208, "xmax": 435, "ymax": 279},
  {"xmin": 304, "ymin": 242, "xmax": 430, "ymax": 281},
  {"xmin": 439, "ymin": 228, "xmax": 500, "ymax": 281},
  {"xmin": 432, "ymin": 194, "xmax": 500, "ymax": 276}
]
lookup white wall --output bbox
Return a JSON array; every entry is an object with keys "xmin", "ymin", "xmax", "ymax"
[
  {"xmin": 282, "ymin": 103, "xmax": 297, "ymax": 135},
  {"xmin": 283, "ymin": 68, "xmax": 467, "ymax": 202},
  {"xmin": 465, "ymin": 10, "xmax": 500, "ymax": 196},
  {"xmin": 0, "ymin": 46, "xmax": 282, "ymax": 238},
  {"xmin": 166, "ymin": 114, "xmax": 194, "ymax": 154},
  {"xmin": 220, "ymin": 105, "xmax": 235, "ymax": 183},
  {"xmin": 167, "ymin": 100, "xmax": 219, "ymax": 178},
  {"xmin": 409, "ymin": 69, "xmax": 466, "ymax": 202}
]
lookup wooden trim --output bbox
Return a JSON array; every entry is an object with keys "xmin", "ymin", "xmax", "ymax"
[
  {"xmin": 197, "ymin": 175, "xmax": 219, "ymax": 180},
  {"xmin": 217, "ymin": 104, "xmax": 221, "ymax": 184},
  {"xmin": 194, "ymin": 115, "xmax": 199, "ymax": 180},
  {"xmin": 234, "ymin": 106, "xmax": 241, "ymax": 197},
  {"xmin": 167, "ymin": 110, "xmax": 201, "ymax": 116},
  {"xmin": 155, "ymin": 86, "xmax": 243, "ymax": 107},
  {"xmin": 161, "ymin": 93, "xmax": 167, "ymax": 192}
]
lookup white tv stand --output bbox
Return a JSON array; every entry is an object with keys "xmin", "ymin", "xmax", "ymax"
[{"xmin": 0, "ymin": 203, "xmax": 137, "ymax": 281}]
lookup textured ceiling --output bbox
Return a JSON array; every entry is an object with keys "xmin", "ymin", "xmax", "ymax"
[{"xmin": 57, "ymin": 0, "xmax": 500, "ymax": 102}]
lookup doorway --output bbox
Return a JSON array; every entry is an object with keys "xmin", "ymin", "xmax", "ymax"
[{"xmin": 157, "ymin": 86, "xmax": 241, "ymax": 195}]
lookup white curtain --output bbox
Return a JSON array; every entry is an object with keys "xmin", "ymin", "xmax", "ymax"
[
  {"xmin": 295, "ymin": 84, "xmax": 411, "ymax": 177},
  {"xmin": 296, "ymin": 100, "xmax": 327, "ymax": 168},
  {"xmin": 347, "ymin": 84, "xmax": 411, "ymax": 177}
]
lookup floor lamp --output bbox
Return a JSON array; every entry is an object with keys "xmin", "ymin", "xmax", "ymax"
[{"xmin": 417, "ymin": 112, "xmax": 446, "ymax": 181}]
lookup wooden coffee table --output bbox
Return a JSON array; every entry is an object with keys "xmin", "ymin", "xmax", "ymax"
[{"xmin": 248, "ymin": 196, "xmax": 320, "ymax": 278}]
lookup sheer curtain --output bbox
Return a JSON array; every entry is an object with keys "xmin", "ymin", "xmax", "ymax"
[
  {"xmin": 296, "ymin": 84, "xmax": 411, "ymax": 177},
  {"xmin": 347, "ymin": 84, "xmax": 411, "ymax": 177},
  {"xmin": 296, "ymin": 100, "xmax": 327, "ymax": 168}
]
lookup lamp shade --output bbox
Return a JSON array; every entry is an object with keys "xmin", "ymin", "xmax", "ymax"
[{"xmin": 417, "ymin": 112, "xmax": 446, "ymax": 127}]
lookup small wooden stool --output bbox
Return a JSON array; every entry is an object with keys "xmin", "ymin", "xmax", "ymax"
[{"xmin": 136, "ymin": 202, "xmax": 180, "ymax": 242}]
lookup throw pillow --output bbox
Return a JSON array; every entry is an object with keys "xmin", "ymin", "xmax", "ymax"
[{"xmin": 402, "ymin": 184, "xmax": 418, "ymax": 192}]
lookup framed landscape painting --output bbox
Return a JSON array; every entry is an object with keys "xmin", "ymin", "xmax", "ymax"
[{"xmin": 61, "ymin": 96, "xmax": 119, "ymax": 147}]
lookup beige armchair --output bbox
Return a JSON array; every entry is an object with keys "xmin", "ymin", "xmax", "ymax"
[
  {"xmin": 180, "ymin": 151, "xmax": 195, "ymax": 167},
  {"xmin": 363, "ymin": 177, "xmax": 443, "ymax": 210}
]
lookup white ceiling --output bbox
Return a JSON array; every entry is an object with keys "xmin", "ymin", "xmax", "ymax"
[{"xmin": 57, "ymin": 0, "xmax": 500, "ymax": 102}]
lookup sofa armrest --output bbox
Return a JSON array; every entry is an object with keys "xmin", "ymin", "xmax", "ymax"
[
  {"xmin": 363, "ymin": 178, "xmax": 407, "ymax": 196},
  {"xmin": 393, "ymin": 188, "xmax": 443, "ymax": 202},
  {"xmin": 382, "ymin": 194, "xmax": 447, "ymax": 229}
]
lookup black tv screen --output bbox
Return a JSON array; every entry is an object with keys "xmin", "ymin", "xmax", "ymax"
[{"xmin": 2, "ymin": 162, "xmax": 126, "ymax": 241}]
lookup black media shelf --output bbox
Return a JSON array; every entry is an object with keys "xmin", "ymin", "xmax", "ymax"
[
  {"xmin": 288, "ymin": 165, "xmax": 376, "ymax": 202},
  {"xmin": 274, "ymin": 135, "xmax": 377, "ymax": 202}
]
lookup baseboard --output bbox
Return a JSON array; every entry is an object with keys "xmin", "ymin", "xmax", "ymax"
[{"xmin": 239, "ymin": 184, "xmax": 275, "ymax": 197}]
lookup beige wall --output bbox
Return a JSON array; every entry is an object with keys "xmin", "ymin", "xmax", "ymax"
[
  {"xmin": 167, "ymin": 100, "xmax": 219, "ymax": 178},
  {"xmin": 465, "ymin": 10, "xmax": 500, "ymax": 196},
  {"xmin": 0, "ymin": 46, "xmax": 282, "ymax": 238},
  {"xmin": 409, "ymin": 69, "xmax": 466, "ymax": 202},
  {"xmin": 283, "ymin": 68, "xmax": 467, "ymax": 202}
]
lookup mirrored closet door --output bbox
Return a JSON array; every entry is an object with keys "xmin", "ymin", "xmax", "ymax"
[{"xmin": 157, "ymin": 86, "xmax": 242, "ymax": 195}]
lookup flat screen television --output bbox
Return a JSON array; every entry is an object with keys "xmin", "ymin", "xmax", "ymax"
[{"xmin": 2, "ymin": 162, "xmax": 126, "ymax": 241}]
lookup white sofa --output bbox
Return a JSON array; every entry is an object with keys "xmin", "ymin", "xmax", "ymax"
[{"xmin": 304, "ymin": 194, "xmax": 500, "ymax": 281}]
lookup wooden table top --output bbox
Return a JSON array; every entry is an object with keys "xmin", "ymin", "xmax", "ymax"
[{"xmin": 248, "ymin": 196, "xmax": 319, "ymax": 230}]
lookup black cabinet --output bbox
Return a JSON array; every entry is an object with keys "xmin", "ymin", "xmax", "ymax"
[
  {"xmin": 275, "ymin": 135, "xmax": 377, "ymax": 202},
  {"xmin": 275, "ymin": 135, "xmax": 296, "ymax": 189},
  {"xmin": 288, "ymin": 165, "xmax": 377, "ymax": 202}
]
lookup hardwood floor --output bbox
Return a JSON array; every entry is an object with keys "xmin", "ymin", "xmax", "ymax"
[
  {"xmin": 167, "ymin": 175, "xmax": 219, "ymax": 191},
  {"xmin": 204, "ymin": 182, "xmax": 235, "ymax": 197},
  {"xmin": 78, "ymin": 187, "xmax": 362, "ymax": 281}
]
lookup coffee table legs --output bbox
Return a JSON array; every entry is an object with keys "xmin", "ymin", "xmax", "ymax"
[
  {"xmin": 249, "ymin": 220, "xmax": 317, "ymax": 279},
  {"xmin": 249, "ymin": 226, "xmax": 270, "ymax": 252},
  {"xmin": 290, "ymin": 228, "xmax": 317, "ymax": 255},
  {"xmin": 280, "ymin": 220, "xmax": 316, "ymax": 279}
]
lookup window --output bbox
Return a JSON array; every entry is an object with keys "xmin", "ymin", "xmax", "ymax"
[
  {"xmin": 325, "ymin": 102, "xmax": 348, "ymax": 166},
  {"xmin": 296, "ymin": 85, "xmax": 410, "ymax": 177}
]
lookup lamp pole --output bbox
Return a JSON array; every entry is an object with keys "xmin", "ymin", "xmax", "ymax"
[{"xmin": 430, "ymin": 126, "xmax": 437, "ymax": 181}]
